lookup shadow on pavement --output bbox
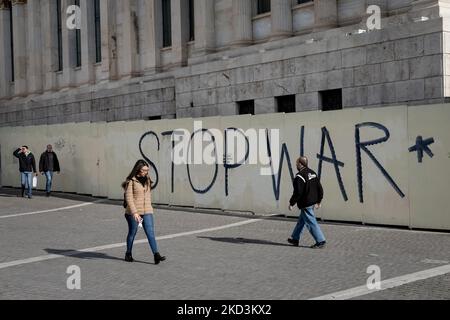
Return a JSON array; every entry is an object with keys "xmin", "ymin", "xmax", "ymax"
[
  {"xmin": 0, "ymin": 193, "xmax": 16, "ymax": 198},
  {"xmin": 44, "ymin": 248, "xmax": 154, "ymax": 265},
  {"xmin": 0, "ymin": 187, "xmax": 104, "ymax": 203},
  {"xmin": 197, "ymin": 236, "xmax": 309, "ymax": 248}
]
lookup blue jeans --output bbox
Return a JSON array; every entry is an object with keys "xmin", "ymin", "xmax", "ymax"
[
  {"xmin": 44, "ymin": 171, "xmax": 54, "ymax": 193},
  {"xmin": 125, "ymin": 214, "xmax": 159, "ymax": 255},
  {"xmin": 291, "ymin": 206, "xmax": 326, "ymax": 244},
  {"xmin": 20, "ymin": 172, "xmax": 33, "ymax": 196}
]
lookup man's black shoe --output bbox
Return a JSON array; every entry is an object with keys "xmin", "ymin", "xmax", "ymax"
[
  {"xmin": 310, "ymin": 241, "xmax": 326, "ymax": 249},
  {"xmin": 287, "ymin": 238, "xmax": 299, "ymax": 246}
]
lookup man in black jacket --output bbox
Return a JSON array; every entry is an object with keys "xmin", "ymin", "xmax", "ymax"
[
  {"xmin": 13, "ymin": 146, "xmax": 38, "ymax": 199},
  {"xmin": 39, "ymin": 144, "xmax": 61, "ymax": 197},
  {"xmin": 288, "ymin": 156, "xmax": 326, "ymax": 249}
]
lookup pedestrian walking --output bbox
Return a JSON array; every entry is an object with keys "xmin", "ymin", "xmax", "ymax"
[
  {"xmin": 13, "ymin": 146, "xmax": 38, "ymax": 199},
  {"xmin": 122, "ymin": 159, "xmax": 166, "ymax": 264},
  {"xmin": 39, "ymin": 144, "xmax": 61, "ymax": 197},
  {"xmin": 288, "ymin": 156, "xmax": 327, "ymax": 249}
]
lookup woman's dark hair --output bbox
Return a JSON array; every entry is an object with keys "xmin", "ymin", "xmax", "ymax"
[{"xmin": 121, "ymin": 159, "xmax": 152, "ymax": 189}]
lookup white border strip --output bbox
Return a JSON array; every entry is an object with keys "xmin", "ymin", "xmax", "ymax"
[
  {"xmin": 310, "ymin": 264, "xmax": 450, "ymax": 300},
  {"xmin": 0, "ymin": 201, "xmax": 102, "ymax": 219}
]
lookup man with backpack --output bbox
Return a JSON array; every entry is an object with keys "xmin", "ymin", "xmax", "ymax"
[{"xmin": 288, "ymin": 156, "xmax": 327, "ymax": 249}]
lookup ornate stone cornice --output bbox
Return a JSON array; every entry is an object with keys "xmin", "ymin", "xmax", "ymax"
[{"xmin": 0, "ymin": 0, "xmax": 11, "ymax": 10}]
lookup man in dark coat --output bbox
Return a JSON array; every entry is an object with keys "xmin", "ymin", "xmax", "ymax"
[
  {"xmin": 13, "ymin": 146, "xmax": 38, "ymax": 199},
  {"xmin": 288, "ymin": 156, "xmax": 327, "ymax": 249},
  {"xmin": 39, "ymin": 144, "xmax": 61, "ymax": 197}
]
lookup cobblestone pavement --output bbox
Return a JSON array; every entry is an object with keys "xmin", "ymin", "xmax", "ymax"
[{"xmin": 0, "ymin": 188, "xmax": 449, "ymax": 300}]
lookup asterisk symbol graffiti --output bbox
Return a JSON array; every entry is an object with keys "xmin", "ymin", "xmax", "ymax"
[{"xmin": 408, "ymin": 136, "xmax": 435, "ymax": 163}]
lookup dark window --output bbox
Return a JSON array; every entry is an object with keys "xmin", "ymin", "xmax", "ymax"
[
  {"xmin": 162, "ymin": 0, "xmax": 172, "ymax": 47},
  {"xmin": 56, "ymin": 0, "xmax": 63, "ymax": 71},
  {"xmin": 276, "ymin": 95, "xmax": 296, "ymax": 113},
  {"xmin": 238, "ymin": 100, "xmax": 255, "ymax": 115},
  {"xmin": 94, "ymin": 0, "xmax": 102, "ymax": 63},
  {"xmin": 297, "ymin": 0, "xmax": 313, "ymax": 4},
  {"xmin": 188, "ymin": 0, "xmax": 195, "ymax": 42},
  {"xmin": 257, "ymin": 0, "xmax": 271, "ymax": 15},
  {"xmin": 320, "ymin": 89, "xmax": 343, "ymax": 111},
  {"xmin": 147, "ymin": 116, "xmax": 162, "ymax": 121},
  {"xmin": 9, "ymin": 5, "xmax": 14, "ymax": 81},
  {"xmin": 74, "ymin": 0, "xmax": 81, "ymax": 67}
]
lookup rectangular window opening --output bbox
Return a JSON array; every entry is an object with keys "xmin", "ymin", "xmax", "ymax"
[
  {"xmin": 276, "ymin": 95, "xmax": 296, "ymax": 113},
  {"xmin": 56, "ymin": 0, "xmax": 63, "ymax": 71},
  {"xmin": 74, "ymin": 0, "xmax": 82, "ymax": 67},
  {"xmin": 9, "ymin": 5, "xmax": 14, "ymax": 81},
  {"xmin": 147, "ymin": 116, "xmax": 162, "ymax": 121},
  {"xmin": 188, "ymin": 0, "xmax": 195, "ymax": 42},
  {"xmin": 162, "ymin": 0, "xmax": 172, "ymax": 48},
  {"xmin": 320, "ymin": 89, "xmax": 343, "ymax": 111},
  {"xmin": 297, "ymin": 0, "xmax": 314, "ymax": 5},
  {"xmin": 94, "ymin": 0, "xmax": 102, "ymax": 63},
  {"xmin": 257, "ymin": 0, "xmax": 271, "ymax": 15},
  {"xmin": 237, "ymin": 100, "xmax": 255, "ymax": 115}
]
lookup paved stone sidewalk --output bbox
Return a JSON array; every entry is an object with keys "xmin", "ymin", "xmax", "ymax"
[{"xmin": 0, "ymin": 188, "xmax": 449, "ymax": 300}]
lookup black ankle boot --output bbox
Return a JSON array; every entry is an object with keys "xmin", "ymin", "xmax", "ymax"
[
  {"xmin": 154, "ymin": 253, "xmax": 166, "ymax": 265},
  {"xmin": 125, "ymin": 252, "xmax": 134, "ymax": 262}
]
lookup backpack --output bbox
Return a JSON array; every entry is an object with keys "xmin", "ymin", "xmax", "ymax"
[{"xmin": 123, "ymin": 180, "xmax": 131, "ymax": 208}]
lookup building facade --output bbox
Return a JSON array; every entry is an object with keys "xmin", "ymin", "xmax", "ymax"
[{"xmin": 0, "ymin": 0, "xmax": 450, "ymax": 126}]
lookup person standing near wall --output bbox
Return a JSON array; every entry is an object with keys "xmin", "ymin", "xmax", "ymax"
[
  {"xmin": 39, "ymin": 145, "xmax": 61, "ymax": 197},
  {"xmin": 13, "ymin": 146, "xmax": 38, "ymax": 199},
  {"xmin": 288, "ymin": 156, "xmax": 327, "ymax": 249},
  {"xmin": 122, "ymin": 160, "xmax": 166, "ymax": 265}
]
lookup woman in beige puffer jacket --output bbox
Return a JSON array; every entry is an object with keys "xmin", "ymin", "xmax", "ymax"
[{"xmin": 122, "ymin": 159, "xmax": 166, "ymax": 265}]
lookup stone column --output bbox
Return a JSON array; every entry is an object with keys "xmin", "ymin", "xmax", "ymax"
[
  {"xmin": 271, "ymin": 0, "xmax": 292, "ymax": 40},
  {"xmin": 88, "ymin": 0, "xmax": 115, "ymax": 83},
  {"xmin": 11, "ymin": 0, "xmax": 27, "ymax": 96},
  {"xmin": 26, "ymin": 0, "xmax": 43, "ymax": 94},
  {"xmin": 77, "ymin": 0, "xmax": 95, "ymax": 85},
  {"xmin": 171, "ymin": 0, "xmax": 189, "ymax": 67},
  {"xmin": 103, "ymin": 0, "xmax": 118, "ymax": 80},
  {"xmin": 137, "ymin": 0, "xmax": 161, "ymax": 74},
  {"xmin": 41, "ymin": 0, "xmax": 58, "ymax": 91},
  {"xmin": 0, "ymin": 1, "xmax": 12, "ymax": 99},
  {"xmin": 60, "ymin": 0, "xmax": 76, "ymax": 88},
  {"xmin": 194, "ymin": 0, "xmax": 215, "ymax": 55},
  {"xmin": 314, "ymin": 0, "xmax": 338, "ymax": 32},
  {"xmin": 115, "ymin": 0, "xmax": 135, "ymax": 79},
  {"xmin": 231, "ymin": 0, "xmax": 252, "ymax": 47},
  {"xmin": 130, "ymin": 1, "xmax": 140, "ymax": 76}
]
